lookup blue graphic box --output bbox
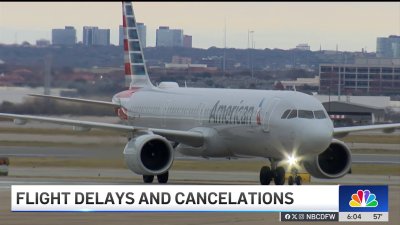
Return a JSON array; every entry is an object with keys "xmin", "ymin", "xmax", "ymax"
[{"xmin": 339, "ymin": 185, "xmax": 388, "ymax": 212}]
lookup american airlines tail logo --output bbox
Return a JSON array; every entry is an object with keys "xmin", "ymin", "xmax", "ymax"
[
  {"xmin": 256, "ymin": 98, "xmax": 265, "ymax": 125},
  {"xmin": 256, "ymin": 111, "xmax": 261, "ymax": 125},
  {"xmin": 122, "ymin": 2, "xmax": 152, "ymax": 88}
]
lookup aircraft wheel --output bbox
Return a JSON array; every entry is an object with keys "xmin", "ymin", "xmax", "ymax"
[
  {"xmin": 143, "ymin": 175, "xmax": 154, "ymax": 183},
  {"xmin": 274, "ymin": 166, "xmax": 285, "ymax": 185},
  {"xmin": 157, "ymin": 171, "xmax": 169, "ymax": 184},
  {"xmin": 295, "ymin": 175, "xmax": 302, "ymax": 185},
  {"xmin": 259, "ymin": 166, "xmax": 272, "ymax": 185},
  {"xmin": 288, "ymin": 176, "xmax": 294, "ymax": 185}
]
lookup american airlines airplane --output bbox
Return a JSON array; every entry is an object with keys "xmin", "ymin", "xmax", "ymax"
[{"xmin": 1, "ymin": 2, "xmax": 399, "ymax": 185}]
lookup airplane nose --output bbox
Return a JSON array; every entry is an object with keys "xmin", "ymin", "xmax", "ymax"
[{"xmin": 297, "ymin": 121, "xmax": 332, "ymax": 155}]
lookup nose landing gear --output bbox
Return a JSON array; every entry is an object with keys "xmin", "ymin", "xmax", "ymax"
[
  {"xmin": 259, "ymin": 158, "xmax": 302, "ymax": 185},
  {"xmin": 288, "ymin": 168, "xmax": 302, "ymax": 185}
]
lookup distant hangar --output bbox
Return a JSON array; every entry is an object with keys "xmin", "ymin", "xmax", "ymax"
[{"xmin": 322, "ymin": 101, "xmax": 385, "ymax": 127}]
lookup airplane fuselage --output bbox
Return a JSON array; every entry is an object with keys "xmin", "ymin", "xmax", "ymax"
[{"xmin": 113, "ymin": 86, "xmax": 334, "ymax": 160}]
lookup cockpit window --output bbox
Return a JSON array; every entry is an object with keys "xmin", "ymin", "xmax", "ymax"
[
  {"xmin": 281, "ymin": 110, "xmax": 291, "ymax": 119},
  {"xmin": 287, "ymin": 110, "xmax": 298, "ymax": 119},
  {"xmin": 298, "ymin": 110, "xmax": 314, "ymax": 119},
  {"xmin": 314, "ymin": 110, "xmax": 327, "ymax": 119}
]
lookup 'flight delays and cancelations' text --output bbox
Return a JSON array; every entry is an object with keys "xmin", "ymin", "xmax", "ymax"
[{"xmin": 15, "ymin": 191, "xmax": 294, "ymax": 205}]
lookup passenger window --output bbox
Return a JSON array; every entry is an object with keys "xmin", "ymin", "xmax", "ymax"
[
  {"xmin": 314, "ymin": 110, "xmax": 327, "ymax": 119},
  {"xmin": 281, "ymin": 110, "xmax": 291, "ymax": 119},
  {"xmin": 287, "ymin": 110, "xmax": 297, "ymax": 119},
  {"xmin": 298, "ymin": 110, "xmax": 314, "ymax": 119}
]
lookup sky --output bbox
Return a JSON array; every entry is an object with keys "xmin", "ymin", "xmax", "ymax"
[{"xmin": 0, "ymin": 2, "xmax": 399, "ymax": 51}]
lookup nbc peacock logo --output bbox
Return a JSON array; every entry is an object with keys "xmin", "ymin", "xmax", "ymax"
[{"xmin": 349, "ymin": 190, "xmax": 378, "ymax": 207}]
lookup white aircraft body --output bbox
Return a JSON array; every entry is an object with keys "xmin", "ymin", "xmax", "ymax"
[{"xmin": 1, "ymin": 2, "xmax": 399, "ymax": 185}]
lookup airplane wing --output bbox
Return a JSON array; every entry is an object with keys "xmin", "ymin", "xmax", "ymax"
[
  {"xmin": 333, "ymin": 123, "xmax": 400, "ymax": 138},
  {"xmin": 29, "ymin": 94, "xmax": 120, "ymax": 107},
  {"xmin": 0, "ymin": 113, "xmax": 203, "ymax": 147}
]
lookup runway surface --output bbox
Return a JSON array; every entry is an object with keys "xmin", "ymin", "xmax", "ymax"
[
  {"xmin": 2, "ymin": 166, "xmax": 399, "ymax": 185},
  {"xmin": 348, "ymin": 143, "xmax": 400, "ymax": 151},
  {"xmin": 0, "ymin": 167, "xmax": 399, "ymax": 225},
  {"xmin": 0, "ymin": 146, "xmax": 121, "ymax": 159},
  {"xmin": 352, "ymin": 154, "xmax": 400, "ymax": 164},
  {"xmin": 1, "ymin": 146, "xmax": 399, "ymax": 167}
]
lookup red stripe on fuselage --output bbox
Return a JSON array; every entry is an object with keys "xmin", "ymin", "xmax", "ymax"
[
  {"xmin": 115, "ymin": 88, "xmax": 139, "ymax": 98},
  {"xmin": 124, "ymin": 63, "xmax": 131, "ymax": 75},
  {"xmin": 124, "ymin": 39, "xmax": 129, "ymax": 51}
]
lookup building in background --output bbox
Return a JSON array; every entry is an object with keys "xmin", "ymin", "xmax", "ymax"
[
  {"xmin": 183, "ymin": 35, "xmax": 192, "ymax": 48},
  {"xmin": 200, "ymin": 56, "xmax": 223, "ymax": 69},
  {"xmin": 119, "ymin": 25, "xmax": 123, "ymax": 46},
  {"xmin": 83, "ymin": 26, "xmax": 110, "ymax": 46},
  {"xmin": 319, "ymin": 58, "xmax": 400, "ymax": 96},
  {"xmin": 321, "ymin": 101, "xmax": 386, "ymax": 126},
  {"xmin": 96, "ymin": 29, "xmax": 110, "ymax": 46},
  {"xmin": 136, "ymin": 23, "xmax": 146, "ymax": 47},
  {"xmin": 119, "ymin": 22, "xmax": 146, "ymax": 47},
  {"xmin": 51, "ymin": 26, "xmax": 76, "ymax": 45},
  {"xmin": 172, "ymin": 56, "xmax": 191, "ymax": 64},
  {"xmin": 376, "ymin": 35, "xmax": 400, "ymax": 58},
  {"xmin": 83, "ymin": 26, "xmax": 97, "ymax": 46},
  {"xmin": 36, "ymin": 39, "xmax": 50, "ymax": 47},
  {"xmin": 156, "ymin": 26, "xmax": 183, "ymax": 47},
  {"xmin": 295, "ymin": 43, "xmax": 310, "ymax": 51},
  {"xmin": 280, "ymin": 76, "xmax": 320, "ymax": 90}
]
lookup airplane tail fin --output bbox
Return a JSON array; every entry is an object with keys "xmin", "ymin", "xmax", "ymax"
[{"xmin": 122, "ymin": 2, "xmax": 153, "ymax": 89}]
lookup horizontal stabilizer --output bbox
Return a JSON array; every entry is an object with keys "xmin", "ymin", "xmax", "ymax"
[
  {"xmin": 0, "ymin": 113, "xmax": 204, "ymax": 147},
  {"xmin": 29, "ymin": 94, "xmax": 120, "ymax": 107}
]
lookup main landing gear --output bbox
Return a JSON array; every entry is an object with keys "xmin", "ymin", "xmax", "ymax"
[
  {"xmin": 142, "ymin": 171, "xmax": 169, "ymax": 184},
  {"xmin": 259, "ymin": 159, "xmax": 285, "ymax": 185}
]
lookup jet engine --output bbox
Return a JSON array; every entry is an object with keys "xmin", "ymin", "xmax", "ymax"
[
  {"xmin": 123, "ymin": 134, "xmax": 174, "ymax": 175},
  {"xmin": 303, "ymin": 139, "xmax": 351, "ymax": 179}
]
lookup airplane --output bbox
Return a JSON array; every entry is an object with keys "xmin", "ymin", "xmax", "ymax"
[{"xmin": 1, "ymin": 2, "xmax": 399, "ymax": 185}]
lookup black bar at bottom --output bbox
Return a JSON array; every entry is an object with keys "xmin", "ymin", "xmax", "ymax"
[{"xmin": 280, "ymin": 212, "xmax": 339, "ymax": 222}]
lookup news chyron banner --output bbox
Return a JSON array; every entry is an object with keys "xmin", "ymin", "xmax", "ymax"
[{"xmin": 11, "ymin": 185, "xmax": 388, "ymax": 222}]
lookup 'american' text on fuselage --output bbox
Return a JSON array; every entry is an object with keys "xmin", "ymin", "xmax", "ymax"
[{"xmin": 208, "ymin": 100, "xmax": 256, "ymax": 125}]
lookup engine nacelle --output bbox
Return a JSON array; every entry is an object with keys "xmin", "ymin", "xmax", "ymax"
[
  {"xmin": 123, "ymin": 134, "xmax": 174, "ymax": 175},
  {"xmin": 303, "ymin": 139, "xmax": 352, "ymax": 179}
]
